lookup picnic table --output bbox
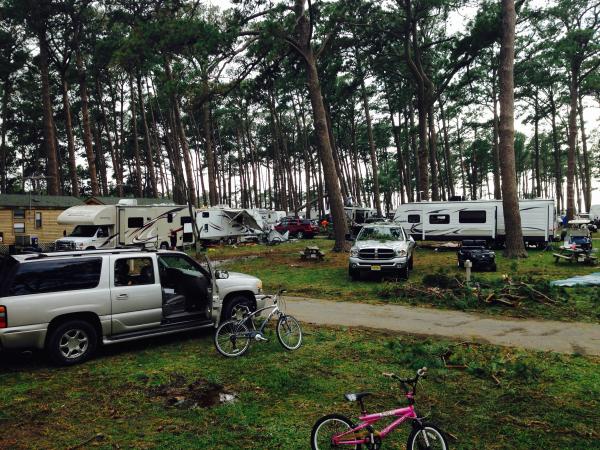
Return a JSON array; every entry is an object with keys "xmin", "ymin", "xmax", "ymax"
[
  {"xmin": 553, "ymin": 246, "xmax": 598, "ymax": 265},
  {"xmin": 300, "ymin": 246, "xmax": 325, "ymax": 261}
]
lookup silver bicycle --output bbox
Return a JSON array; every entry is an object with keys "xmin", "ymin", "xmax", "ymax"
[{"xmin": 214, "ymin": 290, "xmax": 303, "ymax": 357}]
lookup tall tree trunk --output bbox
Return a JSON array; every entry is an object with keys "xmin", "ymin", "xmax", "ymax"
[
  {"xmin": 498, "ymin": 0, "xmax": 526, "ymax": 257},
  {"xmin": 439, "ymin": 99, "xmax": 455, "ymax": 198},
  {"xmin": 202, "ymin": 97, "xmax": 218, "ymax": 205},
  {"xmin": 61, "ymin": 78, "xmax": 79, "ymax": 196},
  {"xmin": 128, "ymin": 74, "xmax": 143, "ymax": 197},
  {"xmin": 77, "ymin": 50, "xmax": 100, "ymax": 196},
  {"xmin": 293, "ymin": 0, "xmax": 347, "ymax": 251},
  {"xmin": 533, "ymin": 90, "xmax": 541, "ymax": 197},
  {"xmin": 0, "ymin": 78, "xmax": 9, "ymax": 193},
  {"xmin": 137, "ymin": 74, "xmax": 157, "ymax": 197},
  {"xmin": 360, "ymin": 77, "xmax": 382, "ymax": 216},
  {"xmin": 164, "ymin": 61, "xmax": 197, "ymax": 206},
  {"xmin": 456, "ymin": 117, "xmax": 467, "ymax": 199},
  {"xmin": 92, "ymin": 120, "xmax": 109, "ymax": 196},
  {"xmin": 578, "ymin": 94, "xmax": 591, "ymax": 212},
  {"xmin": 427, "ymin": 104, "xmax": 440, "ymax": 201},
  {"xmin": 39, "ymin": 32, "xmax": 60, "ymax": 195},
  {"xmin": 565, "ymin": 62, "xmax": 580, "ymax": 220},
  {"xmin": 549, "ymin": 89, "xmax": 562, "ymax": 213},
  {"xmin": 492, "ymin": 66, "xmax": 502, "ymax": 199}
]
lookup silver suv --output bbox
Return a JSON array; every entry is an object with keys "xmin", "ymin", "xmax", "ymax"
[
  {"xmin": 349, "ymin": 223, "xmax": 415, "ymax": 281},
  {"xmin": 0, "ymin": 249, "xmax": 266, "ymax": 365}
]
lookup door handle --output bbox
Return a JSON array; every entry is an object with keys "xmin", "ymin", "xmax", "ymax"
[{"xmin": 116, "ymin": 293, "xmax": 129, "ymax": 300}]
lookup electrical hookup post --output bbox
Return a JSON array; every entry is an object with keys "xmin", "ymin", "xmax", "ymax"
[{"xmin": 464, "ymin": 259, "xmax": 472, "ymax": 285}]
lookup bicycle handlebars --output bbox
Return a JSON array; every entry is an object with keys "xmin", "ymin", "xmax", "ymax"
[{"xmin": 382, "ymin": 367, "xmax": 427, "ymax": 394}]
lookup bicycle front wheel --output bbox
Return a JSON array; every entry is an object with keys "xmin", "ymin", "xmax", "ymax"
[
  {"xmin": 214, "ymin": 320, "xmax": 251, "ymax": 357},
  {"xmin": 276, "ymin": 315, "xmax": 303, "ymax": 350},
  {"xmin": 406, "ymin": 423, "xmax": 449, "ymax": 450},
  {"xmin": 311, "ymin": 414, "xmax": 360, "ymax": 450}
]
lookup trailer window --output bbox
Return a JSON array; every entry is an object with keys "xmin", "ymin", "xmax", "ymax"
[
  {"xmin": 407, "ymin": 214, "xmax": 420, "ymax": 223},
  {"xmin": 128, "ymin": 217, "xmax": 144, "ymax": 228},
  {"xmin": 8, "ymin": 258, "xmax": 102, "ymax": 296},
  {"xmin": 459, "ymin": 210, "xmax": 487, "ymax": 223},
  {"xmin": 201, "ymin": 212, "xmax": 209, "ymax": 218},
  {"xmin": 35, "ymin": 212, "xmax": 42, "ymax": 228},
  {"xmin": 181, "ymin": 216, "xmax": 192, "ymax": 226},
  {"xmin": 429, "ymin": 214, "xmax": 449, "ymax": 224}
]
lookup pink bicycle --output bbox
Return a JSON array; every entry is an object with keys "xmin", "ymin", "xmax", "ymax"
[{"xmin": 310, "ymin": 367, "xmax": 449, "ymax": 450}]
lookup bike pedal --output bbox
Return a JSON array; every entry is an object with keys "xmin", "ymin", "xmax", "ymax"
[{"xmin": 255, "ymin": 334, "xmax": 268, "ymax": 342}]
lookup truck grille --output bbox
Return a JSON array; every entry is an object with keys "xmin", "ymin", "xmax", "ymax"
[
  {"xmin": 55, "ymin": 240, "xmax": 76, "ymax": 251},
  {"xmin": 358, "ymin": 248, "xmax": 395, "ymax": 260}
]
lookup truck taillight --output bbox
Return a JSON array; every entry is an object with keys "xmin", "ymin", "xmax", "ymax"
[{"xmin": 0, "ymin": 306, "xmax": 6, "ymax": 328}]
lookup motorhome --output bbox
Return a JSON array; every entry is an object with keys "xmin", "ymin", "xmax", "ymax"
[
  {"xmin": 55, "ymin": 199, "xmax": 194, "ymax": 250},
  {"xmin": 394, "ymin": 199, "xmax": 557, "ymax": 246},
  {"xmin": 196, "ymin": 206, "xmax": 264, "ymax": 243}
]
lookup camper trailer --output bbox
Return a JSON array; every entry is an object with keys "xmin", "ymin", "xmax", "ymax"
[
  {"xmin": 249, "ymin": 208, "xmax": 287, "ymax": 231},
  {"xmin": 196, "ymin": 207, "xmax": 264, "ymax": 243},
  {"xmin": 55, "ymin": 199, "xmax": 194, "ymax": 250},
  {"xmin": 394, "ymin": 199, "xmax": 557, "ymax": 246}
]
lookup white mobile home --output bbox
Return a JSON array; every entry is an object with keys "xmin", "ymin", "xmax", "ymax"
[
  {"xmin": 196, "ymin": 207, "xmax": 264, "ymax": 243},
  {"xmin": 394, "ymin": 199, "xmax": 557, "ymax": 245},
  {"xmin": 55, "ymin": 200, "xmax": 194, "ymax": 250}
]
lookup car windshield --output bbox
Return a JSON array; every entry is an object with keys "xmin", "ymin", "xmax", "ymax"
[
  {"xmin": 69, "ymin": 225, "xmax": 99, "ymax": 237},
  {"xmin": 357, "ymin": 226, "xmax": 404, "ymax": 242}
]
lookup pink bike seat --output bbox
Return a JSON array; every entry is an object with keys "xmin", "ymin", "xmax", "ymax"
[{"xmin": 344, "ymin": 392, "xmax": 372, "ymax": 402}]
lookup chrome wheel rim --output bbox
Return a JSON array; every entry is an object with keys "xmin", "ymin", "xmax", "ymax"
[{"xmin": 59, "ymin": 329, "xmax": 89, "ymax": 360}]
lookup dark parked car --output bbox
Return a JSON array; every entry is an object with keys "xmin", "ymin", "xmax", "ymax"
[
  {"xmin": 275, "ymin": 217, "xmax": 320, "ymax": 239},
  {"xmin": 457, "ymin": 240, "xmax": 496, "ymax": 271}
]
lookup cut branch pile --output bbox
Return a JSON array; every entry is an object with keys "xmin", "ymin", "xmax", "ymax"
[{"xmin": 476, "ymin": 278, "xmax": 557, "ymax": 307}]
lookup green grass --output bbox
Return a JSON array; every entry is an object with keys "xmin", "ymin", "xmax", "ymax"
[
  {"xmin": 1, "ymin": 326, "xmax": 598, "ymax": 449},
  {"xmin": 212, "ymin": 238, "xmax": 600, "ymax": 322}
]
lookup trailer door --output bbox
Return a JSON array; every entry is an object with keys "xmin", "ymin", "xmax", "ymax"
[{"xmin": 118, "ymin": 207, "xmax": 127, "ymax": 245}]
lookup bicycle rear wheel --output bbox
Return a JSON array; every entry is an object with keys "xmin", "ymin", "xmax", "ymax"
[
  {"xmin": 406, "ymin": 423, "xmax": 449, "ymax": 450},
  {"xmin": 276, "ymin": 315, "xmax": 303, "ymax": 350},
  {"xmin": 214, "ymin": 320, "xmax": 251, "ymax": 357},
  {"xmin": 311, "ymin": 414, "xmax": 361, "ymax": 450}
]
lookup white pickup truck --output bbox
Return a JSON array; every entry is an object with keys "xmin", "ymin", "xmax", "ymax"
[{"xmin": 0, "ymin": 249, "xmax": 265, "ymax": 365}]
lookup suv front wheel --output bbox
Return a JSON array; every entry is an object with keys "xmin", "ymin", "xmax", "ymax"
[{"xmin": 47, "ymin": 320, "xmax": 98, "ymax": 366}]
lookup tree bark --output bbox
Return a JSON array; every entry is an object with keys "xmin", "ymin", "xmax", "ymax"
[
  {"xmin": 360, "ymin": 76, "xmax": 382, "ymax": 216},
  {"xmin": 293, "ymin": 0, "xmax": 347, "ymax": 250},
  {"xmin": 128, "ymin": 74, "xmax": 143, "ymax": 197},
  {"xmin": 498, "ymin": 0, "xmax": 526, "ymax": 257},
  {"xmin": 565, "ymin": 62, "xmax": 580, "ymax": 220},
  {"xmin": 137, "ymin": 74, "xmax": 157, "ymax": 197},
  {"xmin": 492, "ymin": 66, "xmax": 502, "ymax": 200},
  {"xmin": 60, "ymin": 78, "xmax": 79, "ymax": 196},
  {"xmin": 578, "ymin": 94, "xmax": 591, "ymax": 212},
  {"xmin": 39, "ymin": 32, "xmax": 60, "ymax": 195}
]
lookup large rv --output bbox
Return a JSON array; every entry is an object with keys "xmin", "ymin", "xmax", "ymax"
[
  {"xmin": 55, "ymin": 199, "xmax": 194, "ymax": 250},
  {"xmin": 394, "ymin": 199, "xmax": 557, "ymax": 245},
  {"xmin": 196, "ymin": 207, "xmax": 264, "ymax": 243}
]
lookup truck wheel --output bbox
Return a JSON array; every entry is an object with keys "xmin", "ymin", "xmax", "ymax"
[
  {"xmin": 408, "ymin": 256, "xmax": 414, "ymax": 270},
  {"xmin": 46, "ymin": 320, "xmax": 98, "ymax": 366},
  {"xmin": 222, "ymin": 295, "xmax": 254, "ymax": 321},
  {"xmin": 490, "ymin": 263, "xmax": 497, "ymax": 272},
  {"xmin": 399, "ymin": 265, "xmax": 409, "ymax": 280},
  {"xmin": 349, "ymin": 268, "xmax": 360, "ymax": 281},
  {"xmin": 297, "ymin": 231, "xmax": 305, "ymax": 239}
]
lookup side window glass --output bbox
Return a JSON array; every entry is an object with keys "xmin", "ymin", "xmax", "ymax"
[
  {"xmin": 128, "ymin": 217, "xmax": 144, "ymax": 228},
  {"xmin": 202, "ymin": 212, "xmax": 210, "ymax": 218},
  {"xmin": 8, "ymin": 258, "xmax": 102, "ymax": 296},
  {"xmin": 114, "ymin": 257, "xmax": 155, "ymax": 287},
  {"xmin": 407, "ymin": 214, "xmax": 420, "ymax": 223}
]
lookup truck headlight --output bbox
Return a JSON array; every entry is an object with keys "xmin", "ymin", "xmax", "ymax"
[
  {"xmin": 395, "ymin": 249, "xmax": 407, "ymax": 257},
  {"xmin": 350, "ymin": 248, "xmax": 359, "ymax": 257}
]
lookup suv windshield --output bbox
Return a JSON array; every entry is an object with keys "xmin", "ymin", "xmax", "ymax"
[
  {"xmin": 357, "ymin": 226, "xmax": 404, "ymax": 242},
  {"xmin": 69, "ymin": 225, "xmax": 99, "ymax": 237}
]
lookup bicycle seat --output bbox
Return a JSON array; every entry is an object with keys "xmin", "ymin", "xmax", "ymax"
[{"xmin": 344, "ymin": 392, "xmax": 372, "ymax": 402}]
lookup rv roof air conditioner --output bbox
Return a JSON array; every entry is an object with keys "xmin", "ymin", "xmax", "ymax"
[{"xmin": 117, "ymin": 199, "xmax": 138, "ymax": 206}]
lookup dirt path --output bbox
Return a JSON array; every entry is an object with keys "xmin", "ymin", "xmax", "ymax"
[{"xmin": 283, "ymin": 296, "xmax": 600, "ymax": 356}]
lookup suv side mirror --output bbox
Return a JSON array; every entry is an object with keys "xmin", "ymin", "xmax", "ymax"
[{"xmin": 215, "ymin": 269, "xmax": 229, "ymax": 280}]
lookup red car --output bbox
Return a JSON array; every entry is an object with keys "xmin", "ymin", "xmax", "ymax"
[{"xmin": 275, "ymin": 217, "xmax": 320, "ymax": 239}]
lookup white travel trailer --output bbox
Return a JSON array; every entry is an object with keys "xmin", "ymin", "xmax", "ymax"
[
  {"xmin": 196, "ymin": 207, "xmax": 264, "ymax": 243},
  {"xmin": 590, "ymin": 204, "xmax": 600, "ymax": 222},
  {"xmin": 55, "ymin": 200, "xmax": 194, "ymax": 250},
  {"xmin": 249, "ymin": 208, "xmax": 287, "ymax": 230},
  {"xmin": 394, "ymin": 199, "xmax": 557, "ymax": 245}
]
